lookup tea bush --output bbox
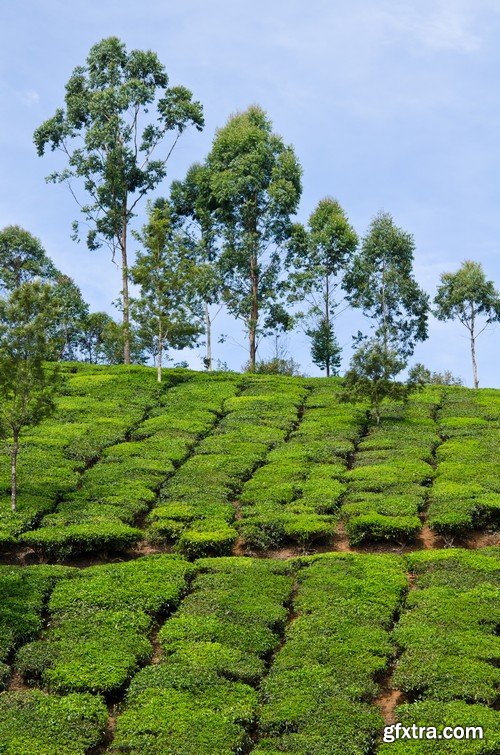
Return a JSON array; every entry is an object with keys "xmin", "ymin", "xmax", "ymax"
[{"xmin": 111, "ymin": 558, "xmax": 293, "ymax": 754}]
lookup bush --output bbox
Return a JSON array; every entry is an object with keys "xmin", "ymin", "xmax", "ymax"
[
  {"xmin": 345, "ymin": 513, "xmax": 421, "ymax": 545},
  {"xmin": 175, "ymin": 525, "xmax": 238, "ymax": 559},
  {"xmin": 0, "ymin": 690, "xmax": 107, "ymax": 754},
  {"xmin": 378, "ymin": 700, "xmax": 500, "ymax": 754},
  {"xmin": 112, "ymin": 558, "xmax": 293, "ymax": 754}
]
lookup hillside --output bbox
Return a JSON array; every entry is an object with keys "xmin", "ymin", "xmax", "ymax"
[{"xmin": 0, "ymin": 365, "xmax": 498, "ymax": 753}]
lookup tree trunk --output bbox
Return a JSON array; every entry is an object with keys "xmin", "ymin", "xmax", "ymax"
[
  {"xmin": 325, "ymin": 274, "xmax": 330, "ymax": 378},
  {"xmin": 10, "ymin": 431, "xmax": 19, "ymax": 512},
  {"xmin": 121, "ymin": 204, "xmax": 131, "ymax": 365},
  {"xmin": 470, "ymin": 311, "xmax": 478, "ymax": 388},
  {"xmin": 249, "ymin": 254, "xmax": 258, "ymax": 371},
  {"xmin": 157, "ymin": 321, "xmax": 163, "ymax": 383},
  {"xmin": 204, "ymin": 302, "xmax": 212, "ymax": 371}
]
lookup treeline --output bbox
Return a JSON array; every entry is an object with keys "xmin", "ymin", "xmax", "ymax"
[{"xmin": 24, "ymin": 37, "xmax": 498, "ymax": 386}]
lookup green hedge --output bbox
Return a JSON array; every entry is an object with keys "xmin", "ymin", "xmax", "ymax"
[
  {"xmin": 0, "ymin": 690, "xmax": 107, "ymax": 754},
  {"xmin": 111, "ymin": 558, "xmax": 293, "ymax": 754},
  {"xmin": 14, "ymin": 556, "xmax": 191, "ymax": 695},
  {"xmin": 257, "ymin": 553, "xmax": 407, "ymax": 753}
]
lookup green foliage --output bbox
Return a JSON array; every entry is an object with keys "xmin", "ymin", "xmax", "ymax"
[
  {"xmin": 258, "ymin": 554, "xmax": 406, "ymax": 753},
  {"xmin": 0, "ymin": 691, "xmax": 107, "ymax": 754},
  {"xmin": 428, "ymin": 388, "xmax": 500, "ymax": 538},
  {"xmin": 112, "ymin": 558, "xmax": 293, "ymax": 754},
  {"xmin": 434, "ymin": 260, "xmax": 500, "ymax": 388},
  {"xmin": 0, "ymin": 282, "xmax": 63, "ymax": 511},
  {"xmin": 344, "ymin": 210, "xmax": 429, "ymax": 359},
  {"xmin": 285, "ymin": 197, "xmax": 357, "ymax": 376},
  {"xmin": 341, "ymin": 394, "xmax": 440, "ymax": 544},
  {"xmin": 15, "ymin": 556, "xmax": 191, "ymax": 695},
  {"xmin": 0, "ymin": 564, "xmax": 73, "ymax": 689},
  {"xmin": 0, "ymin": 225, "xmax": 57, "ymax": 292},
  {"xmin": 392, "ymin": 550, "xmax": 500, "ymax": 708},
  {"xmin": 34, "ymin": 36, "xmax": 204, "ymax": 362},
  {"xmin": 378, "ymin": 701, "xmax": 500, "ymax": 754},
  {"xmin": 131, "ymin": 198, "xmax": 204, "ymax": 380},
  {"xmin": 205, "ymin": 105, "xmax": 302, "ymax": 368},
  {"xmin": 238, "ymin": 382, "xmax": 364, "ymax": 550},
  {"xmin": 307, "ymin": 317, "xmax": 342, "ymax": 376},
  {"xmin": 341, "ymin": 338, "xmax": 413, "ymax": 424}
]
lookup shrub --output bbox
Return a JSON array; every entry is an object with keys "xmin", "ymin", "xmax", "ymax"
[
  {"xmin": 345, "ymin": 513, "xmax": 421, "ymax": 545},
  {"xmin": 0, "ymin": 690, "xmax": 107, "ymax": 754}
]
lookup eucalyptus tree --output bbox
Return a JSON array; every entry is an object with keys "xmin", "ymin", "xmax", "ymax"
[
  {"xmin": 0, "ymin": 225, "xmax": 57, "ymax": 292},
  {"xmin": 344, "ymin": 211, "xmax": 429, "ymax": 367},
  {"xmin": 434, "ymin": 260, "xmax": 500, "ymax": 388},
  {"xmin": 170, "ymin": 162, "xmax": 222, "ymax": 370},
  {"xmin": 130, "ymin": 199, "xmax": 203, "ymax": 381},
  {"xmin": 205, "ymin": 106, "xmax": 302, "ymax": 370},
  {"xmin": 34, "ymin": 36, "xmax": 204, "ymax": 363},
  {"xmin": 286, "ymin": 197, "xmax": 358, "ymax": 375}
]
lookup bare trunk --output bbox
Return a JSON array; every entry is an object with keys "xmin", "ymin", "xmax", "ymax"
[
  {"xmin": 470, "ymin": 310, "xmax": 478, "ymax": 388},
  {"xmin": 121, "ymin": 203, "xmax": 131, "ymax": 364},
  {"xmin": 11, "ymin": 432, "xmax": 19, "ymax": 512},
  {"xmin": 249, "ymin": 253, "xmax": 258, "ymax": 371},
  {"xmin": 325, "ymin": 274, "xmax": 330, "ymax": 378},
  {"xmin": 157, "ymin": 320, "xmax": 163, "ymax": 383},
  {"xmin": 205, "ymin": 302, "xmax": 212, "ymax": 371}
]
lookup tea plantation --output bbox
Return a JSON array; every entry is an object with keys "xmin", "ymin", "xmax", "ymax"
[{"xmin": 0, "ymin": 365, "xmax": 498, "ymax": 753}]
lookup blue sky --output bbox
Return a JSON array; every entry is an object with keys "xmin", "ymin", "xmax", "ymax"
[{"xmin": 1, "ymin": 0, "xmax": 499, "ymax": 385}]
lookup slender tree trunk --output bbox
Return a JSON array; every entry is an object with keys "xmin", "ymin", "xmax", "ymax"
[
  {"xmin": 249, "ymin": 253, "xmax": 258, "ymax": 371},
  {"xmin": 470, "ymin": 310, "xmax": 478, "ymax": 388},
  {"xmin": 205, "ymin": 302, "xmax": 212, "ymax": 371},
  {"xmin": 10, "ymin": 430, "xmax": 19, "ymax": 512},
  {"xmin": 121, "ymin": 203, "xmax": 131, "ymax": 364},
  {"xmin": 157, "ymin": 320, "xmax": 163, "ymax": 383},
  {"xmin": 325, "ymin": 274, "xmax": 330, "ymax": 378}
]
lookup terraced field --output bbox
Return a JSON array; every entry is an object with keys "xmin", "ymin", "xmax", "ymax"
[{"xmin": 0, "ymin": 365, "xmax": 498, "ymax": 753}]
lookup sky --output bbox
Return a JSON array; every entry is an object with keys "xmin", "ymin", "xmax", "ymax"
[{"xmin": 0, "ymin": 0, "xmax": 499, "ymax": 385}]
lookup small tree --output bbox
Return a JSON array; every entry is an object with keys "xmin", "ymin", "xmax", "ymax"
[
  {"xmin": 205, "ymin": 105, "xmax": 302, "ymax": 370},
  {"xmin": 34, "ymin": 36, "xmax": 204, "ymax": 363},
  {"xmin": 286, "ymin": 198, "xmax": 358, "ymax": 375},
  {"xmin": 344, "ymin": 211, "xmax": 429, "ymax": 364},
  {"xmin": 434, "ymin": 260, "xmax": 500, "ymax": 388},
  {"xmin": 51, "ymin": 274, "xmax": 89, "ymax": 360},
  {"xmin": 131, "ymin": 199, "xmax": 203, "ymax": 381},
  {"xmin": 0, "ymin": 283, "xmax": 61, "ymax": 511},
  {"xmin": 77, "ymin": 311, "xmax": 114, "ymax": 363},
  {"xmin": 341, "ymin": 339, "xmax": 414, "ymax": 424},
  {"xmin": 307, "ymin": 317, "xmax": 342, "ymax": 376}
]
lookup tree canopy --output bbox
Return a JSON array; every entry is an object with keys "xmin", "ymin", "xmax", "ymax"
[
  {"xmin": 33, "ymin": 36, "xmax": 204, "ymax": 363},
  {"xmin": 434, "ymin": 260, "xmax": 500, "ymax": 388},
  {"xmin": 205, "ymin": 105, "xmax": 302, "ymax": 370}
]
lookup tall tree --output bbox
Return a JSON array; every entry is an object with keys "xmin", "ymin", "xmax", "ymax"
[
  {"xmin": 51, "ymin": 274, "xmax": 89, "ymax": 360},
  {"xmin": 434, "ymin": 260, "xmax": 500, "ymax": 388},
  {"xmin": 344, "ymin": 211, "xmax": 429, "ymax": 365},
  {"xmin": 131, "ymin": 199, "xmax": 203, "ymax": 381},
  {"xmin": 34, "ymin": 36, "xmax": 204, "ymax": 364},
  {"xmin": 205, "ymin": 106, "xmax": 302, "ymax": 370},
  {"xmin": 170, "ymin": 162, "xmax": 222, "ymax": 371},
  {"xmin": 286, "ymin": 198, "xmax": 358, "ymax": 375},
  {"xmin": 0, "ymin": 225, "xmax": 57, "ymax": 292},
  {"xmin": 0, "ymin": 283, "xmax": 61, "ymax": 511}
]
